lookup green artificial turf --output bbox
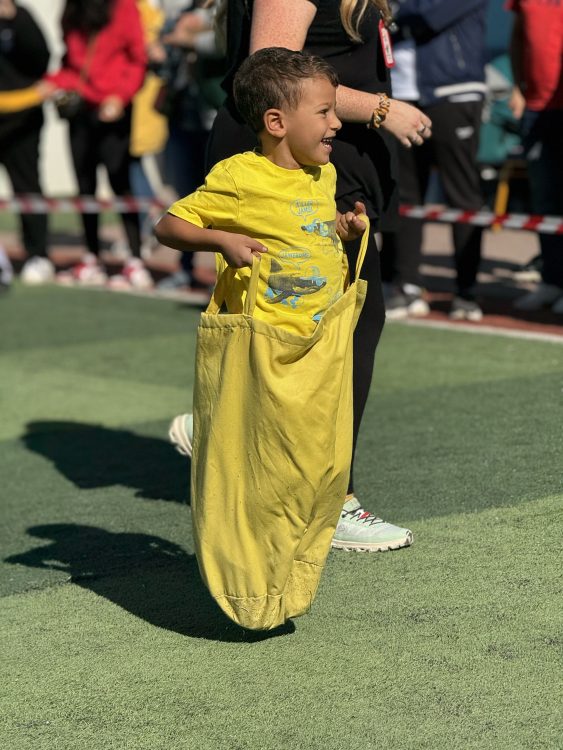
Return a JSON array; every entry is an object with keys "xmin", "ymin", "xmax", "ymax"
[{"xmin": 1, "ymin": 284, "xmax": 562, "ymax": 749}]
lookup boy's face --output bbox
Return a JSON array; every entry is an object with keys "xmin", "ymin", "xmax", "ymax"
[{"xmin": 279, "ymin": 76, "xmax": 341, "ymax": 168}]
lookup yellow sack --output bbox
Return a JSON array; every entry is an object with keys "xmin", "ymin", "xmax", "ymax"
[{"xmin": 191, "ymin": 220, "xmax": 369, "ymax": 630}]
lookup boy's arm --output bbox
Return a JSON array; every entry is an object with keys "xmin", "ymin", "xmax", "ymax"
[{"xmin": 154, "ymin": 213, "xmax": 267, "ymax": 268}]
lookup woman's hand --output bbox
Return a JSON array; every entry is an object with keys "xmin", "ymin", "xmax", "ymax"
[
  {"xmin": 35, "ymin": 81, "xmax": 57, "ymax": 101},
  {"xmin": 336, "ymin": 201, "xmax": 367, "ymax": 243},
  {"xmin": 147, "ymin": 41, "xmax": 167, "ymax": 64},
  {"xmin": 162, "ymin": 11, "xmax": 209, "ymax": 48},
  {"xmin": 508, "ymin": 86, "xmax": 526, "ymax": 120},
  {"xmin": 0, "ymin": 0, "xmax": 16, "ymax": 20},
  {"xmin": 98, "ymin": 96, "xmax": 125, "ymax": 122},
  {"xmin": 382, "ymin": 99, "xmax": 432, "ymax": 148}
]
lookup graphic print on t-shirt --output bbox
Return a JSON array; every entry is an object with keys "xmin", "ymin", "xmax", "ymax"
[
  {"xmin": 263, "ymin": 208, "xmax": 341, "ymax": 317},
  {"xmin": 265, "ymin": 257, "xmax": 327, "ymax": 306}
]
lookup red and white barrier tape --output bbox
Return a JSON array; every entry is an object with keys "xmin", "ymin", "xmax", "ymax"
[
  {"xmin": 1, "ymin": 195, "xmax": 563, "ymax": 234},
  {"xmin": 399, "ymin": 205, "xmax": 563, "ymax": 235},
  {"xmin": 0, "ymin": 195, "xmax": 167, "ymax": 214}
]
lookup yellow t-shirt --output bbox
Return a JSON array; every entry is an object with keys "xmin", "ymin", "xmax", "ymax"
[{"xmin": 168, "ymin": 151, "xmax": 347, "ymax": 336}]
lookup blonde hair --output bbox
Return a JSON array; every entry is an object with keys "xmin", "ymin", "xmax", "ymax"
[
  {"xmin": 341, "ymin": 1, "xmax": 392, "ymax": 42},
  {"xmin": 206, "ymin": 1, "xmax": 393, "ymax": 46}
]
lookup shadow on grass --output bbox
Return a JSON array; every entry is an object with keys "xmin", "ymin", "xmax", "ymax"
[
  {"xmin": 4, "ymin": 524, "xmax": 295, "ymax": 643},
  {"xmin": 22, "ymin": 421, "xmax": 189, "ymax": 504}
]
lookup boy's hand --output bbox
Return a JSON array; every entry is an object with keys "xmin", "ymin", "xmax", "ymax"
[
  {"xmin": 219, "ymin": 233, "xmax": 268, "ymax": 268},
  {"xmin": 336, "ymin": 201, "xmax": 367, "ymax": 242}
]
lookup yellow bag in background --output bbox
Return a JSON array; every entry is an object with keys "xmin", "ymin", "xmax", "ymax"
[
  {"xmin": 130, "ymin": 0, "xmax": 168, "ymax": 157},
  {"xmin": 130, "ymin": 73, "xmax": 168, "ymax": 157},
  {"xmin": 191, "ymin": 220, "xmax": 369, "ymax": 630}
]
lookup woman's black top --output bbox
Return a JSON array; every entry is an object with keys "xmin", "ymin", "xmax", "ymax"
[{"xmin": 211, "ymin": 0, "xmax": 398, "ymax": 229}]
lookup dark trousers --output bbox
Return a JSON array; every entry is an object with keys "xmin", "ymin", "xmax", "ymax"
[
  {"xmin": 381, "ymin": 99, "xmax": 484, "ymax": 296},
  {"xmin": 165, "ymin": 124, "xmax": 209, "ymax": 277},
  {"xmin": 0, "ymin": 118, "xmax": 47, "ymax": 257},
  {"xmin": 69, "ymin": 107, "xmax": 141, "ymax": 257},
  {"xmin": 206, "ymin": 107, "xmax": 386, "ymax": 494},
  {"xmin": 521, "ymin": 109, "xmax": 563, "ymax": 287}
]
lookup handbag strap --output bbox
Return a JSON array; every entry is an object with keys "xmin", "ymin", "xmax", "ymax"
[
  {"xmin": 207, "ymin": 215, "xmax": 370, "ymax": 316},
  {"xmin": 76, "ymin": 35, "xmax": 98, "ymax": 93}
]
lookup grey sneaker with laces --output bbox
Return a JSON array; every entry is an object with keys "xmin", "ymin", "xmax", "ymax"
[{"xmin": 331, "ymin": 497, "xmax": 413, "ymax": 552}]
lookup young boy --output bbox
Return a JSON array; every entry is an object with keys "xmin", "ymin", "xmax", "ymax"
[
  {"xmin": 155, "ymin": 47, "xmax": 367, "ymax": 629},
  {"xmin": 155, "ymin": 47, "xmax": 366, "ymax": 335}
]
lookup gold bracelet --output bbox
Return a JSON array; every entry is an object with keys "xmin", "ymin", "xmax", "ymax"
[{"xmin": 367, "ymin": 92, "xmax": 391, "ymax": 129}]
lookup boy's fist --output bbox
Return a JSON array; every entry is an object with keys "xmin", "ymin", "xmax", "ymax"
[
  {"xmin": 219, "ymin": 233, "xmax": 268, "ymax": 268},
  {"xmin": 336, "ymin": 201, "xmax": 367, "ymax": 242}
]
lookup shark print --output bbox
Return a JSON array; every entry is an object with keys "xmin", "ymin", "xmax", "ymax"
[{"xmin": 265, "ymin": 258, "xmax": 327, "ymax": 307}]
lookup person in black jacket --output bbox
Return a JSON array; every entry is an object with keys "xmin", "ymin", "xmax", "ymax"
[
  {"xmin": 0, "ymin": 0, "xmax": 52, "ymax": 284},
  {"xmin": 381, "ymin": 0, "xmax": 488, "ymax": 321},
  {"xmin": 167, "ymin": 0, "xmax": 433, "ymax": 554}
]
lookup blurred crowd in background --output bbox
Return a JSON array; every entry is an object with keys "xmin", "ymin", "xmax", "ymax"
[{"xmin": 0, "ymin": 0, "xmax": 561, "ymax": 318}]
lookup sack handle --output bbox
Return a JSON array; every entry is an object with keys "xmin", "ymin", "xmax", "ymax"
[
  {"xmin": 207, "ymin": 216, "xmax": 370, "ymax": 316},
  {"xmin": 354, "ymin": 214, "xmax": 370, "ymax": 281},
  {"xmin": 206, "ymin": 256, "xmax": 261, "ymax": 316}
]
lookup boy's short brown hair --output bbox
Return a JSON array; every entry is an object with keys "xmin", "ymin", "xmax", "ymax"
[{"xmin": 233, "ymin": 47, "xmax": 339, "ymax": 133}]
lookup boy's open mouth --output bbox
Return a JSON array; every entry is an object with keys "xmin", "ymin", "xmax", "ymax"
[{"xmin": 321, "ymin": 137, "xmax": 334, "ymax": 148}]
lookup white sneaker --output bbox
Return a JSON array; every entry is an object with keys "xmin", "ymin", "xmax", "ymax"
[
  {"xmin": 108, "ymin": 258, "xmax": 153, "ymax": 290},
  {"xmin": 168, "ymin": 413, "xmax": 193, "ymax": 457},
  {"xmin": 20, "ymin": 256, "xmax": 55, "ymax": 285},
  {"xmin": 331, "ymin": 496, "xmax": 413, "ymax": 552},
  {"xmin": 449, "ymin": 296, "xmax": 483, "ymax": 322},
  {"xmin": 57, "ymin": 254, "xmax": 108, "ymax": 286},
  {"xmin": 0, "ymin": 245, "xmax": 14, "ymax": 287},
  {"xmin": 513, "ymin": 283, "xmax": 563, "ymax": 311}
]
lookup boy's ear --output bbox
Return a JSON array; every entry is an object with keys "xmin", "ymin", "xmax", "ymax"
[{"xmin": 263, "ymin": 108, "xmax": 286, "ymax": 138}]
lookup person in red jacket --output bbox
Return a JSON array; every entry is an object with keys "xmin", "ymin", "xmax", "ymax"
[
  {"xmin": 508, "ymin": 0, "xmax": 563, "ymax": 314},
  {"xmin": 40, "ymin": 0, "xmax": 151, "ymax": 289}
]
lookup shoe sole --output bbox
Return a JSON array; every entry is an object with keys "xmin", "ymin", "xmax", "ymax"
[
  {"xmin": 56, "ymin": 274, "xmax": 107, "ymax": 287},
  {"xmin": 168, "ymin": 415, "xmax": 192, "ymax": 457},
  {"xmin": 512, "ymin": 271, "xmax": 541, "ymax": 283},
  {"xmin": 449, "ymin": 310, "xmax": 483, "ymax": 322},
  {"xmin": 331, "ymin": 530, "xmax": 413, "ymax": 552},
  {"xmin": 385, "ymin": 308, "xmax": 409, "ymax": 321},
  {"xmin": 407, "ymin": 300, "xmax": 430, "ymax": 317}
]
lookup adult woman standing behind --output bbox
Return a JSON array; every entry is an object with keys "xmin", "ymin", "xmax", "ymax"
[
  {"xmin": 40, "ymin": 0, "xmax": 151, "ymax": 288},
  {"xmin": 172, "ymin": 0, "xmax": 432, "ymax": 551}
]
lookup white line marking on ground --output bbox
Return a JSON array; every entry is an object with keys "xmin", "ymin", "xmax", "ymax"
[{"xmin": 396, "ymin": 317, "xmax": 563, "ymax": 345}]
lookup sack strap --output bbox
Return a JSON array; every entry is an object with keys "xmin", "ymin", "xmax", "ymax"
[
  {"xmin": 354, "ymin": 214, "xmax": 370, "ymax": 281},
  {"xmin": 206, "ymin": 257, "xmax": 261, "ymax": 316},
  {"xmin": 207, "ymin": 215, "xmax": 370, "ymax": 316}
]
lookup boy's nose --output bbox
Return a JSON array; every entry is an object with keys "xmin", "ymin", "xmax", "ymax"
[{"xmin": 331, "ymin": 114, "xmax": 342, "ymax": 132}]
